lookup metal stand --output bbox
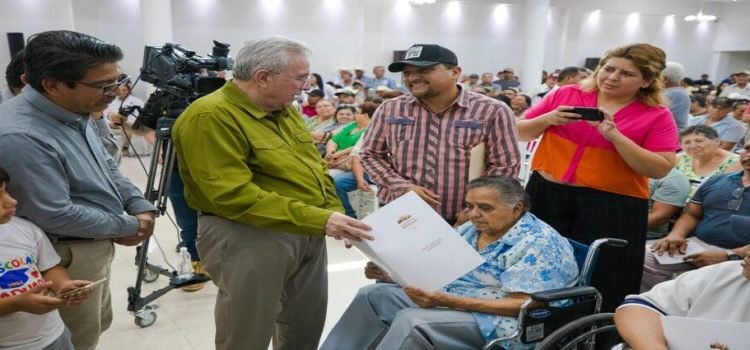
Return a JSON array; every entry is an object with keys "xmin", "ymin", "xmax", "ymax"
[{"xmin": 126, "ymin": 117, "xmax": 210, "ymax": 328}]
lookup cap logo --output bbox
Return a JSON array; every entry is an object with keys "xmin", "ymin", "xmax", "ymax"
[{"xmin": 404, "ymin": 46, "xmax": 423, "ymax": 60}]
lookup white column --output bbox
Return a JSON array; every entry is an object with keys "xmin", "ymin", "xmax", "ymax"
[
  {"xmin": 139, "ymin": 0, "xmax": 173, "ymax": 96},
  {"xmin": 140, "ymin": 0, "xmax": 173, "ymax": 47},
  {"xmin": 520, "ymin": 0, "xmax": 550, "ymax": 92}
]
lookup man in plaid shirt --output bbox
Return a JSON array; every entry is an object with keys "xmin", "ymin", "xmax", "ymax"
[{"xmin": 361, "ymin": 44, "xmax": 520, "ymax": 223}]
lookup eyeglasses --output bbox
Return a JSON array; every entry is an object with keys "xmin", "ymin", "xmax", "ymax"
[
  {"xmin": 71, "ymin": 74, "xmax": 131, "ymax": 95},
  {"xmin": 272, "ymin": 72, "xmax": 309, "ymax": 89},
  {"xmin": 728, "ymin": 187, "xmax": 747, "ymax": 211}
]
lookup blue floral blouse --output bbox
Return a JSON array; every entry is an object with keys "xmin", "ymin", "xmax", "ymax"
[{"xmin": 442, "ymin": 212, "xmax": 579, "ymax": 348}]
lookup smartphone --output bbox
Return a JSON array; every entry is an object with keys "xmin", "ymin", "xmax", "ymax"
[
  {"xmin": 568, "ymin": 107, "xmax": 604, "ymax": 122},
  {"xmin": 57, "ymin": 277, "xmax": 108, "ymax": 298}
]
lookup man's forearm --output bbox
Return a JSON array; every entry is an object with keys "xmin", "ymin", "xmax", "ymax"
[
  {"xmin": 669, "ymin": 213, "xmax": 700, "ymax": 238},
  {"xmin": 614, "ymin": 306, "xmax": 668, "ymax": 350}
]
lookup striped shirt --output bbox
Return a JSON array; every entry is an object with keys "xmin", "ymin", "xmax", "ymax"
[{"xmin": 360, "ymin": 86, "xmax": 520, "ymax": 220}]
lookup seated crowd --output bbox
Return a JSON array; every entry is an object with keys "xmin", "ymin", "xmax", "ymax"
[{"xmin": 1, "ymin": 30, "xmax": 749, "ymax": 350}]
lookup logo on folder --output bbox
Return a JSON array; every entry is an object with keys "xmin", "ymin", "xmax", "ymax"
[{"xmin": 397, "ymin": 214, "xmax": 418, "ymax": 229}]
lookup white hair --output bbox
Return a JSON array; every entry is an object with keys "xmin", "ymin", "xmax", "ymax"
[
  {"xmin": 662, "ymin": 61, "xmax": 685, "ymax": 84},
  {"xmin": 232, "ymin": 36, "xmax": 311, "ymax": 81}
]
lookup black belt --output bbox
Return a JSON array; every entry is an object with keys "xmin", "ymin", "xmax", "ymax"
[{"xmin": 50, "ymin": 236, "xmax": 97, "ymax": 243}]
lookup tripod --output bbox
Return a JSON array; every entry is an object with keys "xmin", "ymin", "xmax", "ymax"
[{"xmin": 126, "ymin": 116, "xmax": 210, "ymax": 328}]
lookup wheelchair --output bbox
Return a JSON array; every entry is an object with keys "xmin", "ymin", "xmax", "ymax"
[{"xmin": 483, "ymin": 237, "xmax": 628, "ymax": 350}]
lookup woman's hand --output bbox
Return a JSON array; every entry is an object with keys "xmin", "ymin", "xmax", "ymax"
[
  {"xmin": 364, "ymin": 262, "xmax": 393, "ymax": 283},
  {"xmin": 593, "ymin": 110, "xmax": 621, "ymax": 141},
  {"xmin": 332, "ymin": 148, "xmax": 352, "ymax": 159},
  {"xmin": 356, "ymin": 178, "xmax": 372, "ymax": 192},
  {"xmin": 311, "ymin": 131, "xmax": 324, "ymax": 143},
  {"xmin": 541, "ymin": 106, "xmax": 582, "ymax": 126},
  {"xmin": 404, "ymin": 286, "xmax": 446, "ymax": 309}
]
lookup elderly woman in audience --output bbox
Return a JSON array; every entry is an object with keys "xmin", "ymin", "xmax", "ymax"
[
  {"xmin": 688, "ymin": 97, "xmax": 745, "ymax": 151},
  {"xmin": 675, "ymin": 125, "xmax": 741, "ymax": 200},
  {"xmin": 517, "ymin": 43, "xmax": 680, "ymax": 312},
  {"xmin": 320, "ymin": 176, "xmax": 579, "ymax": 350},
  {"xmin": 306, "ymin": 99, "xmax": 339, "ymax": 154},
  {"xmin": 326, "ymin": 103, "xmax": 372, "ymax": 176}
]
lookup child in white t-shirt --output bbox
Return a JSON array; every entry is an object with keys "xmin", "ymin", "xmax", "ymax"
[{"xmin": 0, "ymin": 167, "xmax": 92, "ymax": 349}]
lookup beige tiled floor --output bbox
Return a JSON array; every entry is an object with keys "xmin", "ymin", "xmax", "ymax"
[{"xmin": 98, "ymin": 155, "xmax": 370, "ymax": 349}]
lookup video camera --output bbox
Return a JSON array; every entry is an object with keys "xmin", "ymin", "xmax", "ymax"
[{"xmin": 133, "ymin": 40, "xmax": 233, "ymax": 129}]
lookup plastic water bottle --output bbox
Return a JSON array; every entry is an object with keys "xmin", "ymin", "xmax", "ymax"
[{"xmin": 178, "ymin": 247, "xmax": 193, "ymax": 278}]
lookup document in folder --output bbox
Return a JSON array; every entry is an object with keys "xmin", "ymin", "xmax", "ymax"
[
  {"xmin": 353, "ymin": 191, "xmax": 485, "ymax": 291},
  {"xmin": 662, "ymin": 316, "xmax": 750, "ymax": 349},
  {"xmin": 468, "ymin": 142, "xmax": 486, "ymax": 181}
]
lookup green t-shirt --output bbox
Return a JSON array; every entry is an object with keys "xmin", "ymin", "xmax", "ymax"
[{"xmin": 330, "ymin": 122, "xmax": 367, "ymax": 150}]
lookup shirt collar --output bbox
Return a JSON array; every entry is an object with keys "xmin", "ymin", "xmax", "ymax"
[
  {"xmin": 498, "ymin": 212, "xmax": 534, "ymax": 246},
  {"xmin": 729, "ymin": 171, "xmax": 745, "ymax": 182},
  {"xmin": 21, "ymin": 85, "xmax": 86, "ymax": 125},
  {"xmin": 220, "ymin": 80, "xmax": 294, "ymax": 120},
  {"xmin": 460, "ymin": 212, "xmax": 535, "ymax": 251}
]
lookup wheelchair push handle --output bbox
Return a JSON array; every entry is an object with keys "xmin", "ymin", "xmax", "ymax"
[{"xmin": 592, "ymin": 238, "xmax": 628, "ymax": 249}]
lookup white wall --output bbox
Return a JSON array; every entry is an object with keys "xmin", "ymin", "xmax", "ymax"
[
  {"xmin": 0, "ymin": 0, "xmax": 75, "ymax": 64},
  {"xmin": 171, "ymin": 0, "xmax": 367, "ymax": 83},
  {"xmin": 1, "ymin": 0, "xmax": 749, "ymax": 94}
]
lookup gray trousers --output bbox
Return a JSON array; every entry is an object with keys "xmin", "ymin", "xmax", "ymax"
[
  {"xmin": 319, "ymin": 283, "xmax": 486, "ymax": 350},
  {"xmin": 53, "ymin": 240, "xmax": 114, "ymax": 350},
  {"xmin": 197, "ymin": 215, "xmax": 328, "ymax": 350},
  {"xmin": 640, "ymin": 237, "xmax": 720, "ymax": 292}
]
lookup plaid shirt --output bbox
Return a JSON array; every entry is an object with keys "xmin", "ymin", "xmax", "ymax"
[{"xmin": 361, "ymin": 87, "xmax": 520, "ymax": 220}]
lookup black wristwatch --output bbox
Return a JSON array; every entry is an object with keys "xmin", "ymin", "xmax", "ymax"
[{"xmin": 726, "ymin": 250, "xmax": 742, "ymax": 261}]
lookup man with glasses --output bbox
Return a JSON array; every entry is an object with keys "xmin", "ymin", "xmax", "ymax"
[
  {"xmin": 641, "ymin": 142, "xmax": 750, "ymax": 292},
  {"xmin": 0, "ymin": 30, "xmax": 157, "ymax": 350},
  {"xmin": 172, "ymin": 36, "xmax": 373, "ymax": 350}
]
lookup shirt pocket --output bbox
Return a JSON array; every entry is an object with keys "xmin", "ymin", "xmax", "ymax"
[
  {"xmin": 385, "ymin": 116, "xmax": 416, "ymax": 144},
  {"xmin": 250, "ymin": 137, "xmax": 287, "ymax": 171},
  {"xmin": 293, "ymin": 131, "xmax": 320, "ymax": 157},
  {"xmin": 449, "ymin": 119, "xmax": 485, "ymax": 149}
]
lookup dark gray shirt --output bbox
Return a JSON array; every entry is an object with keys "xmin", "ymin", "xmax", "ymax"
[{"xmin": 0, "ymin": 86, "xmax": 155, "ymax": 239}]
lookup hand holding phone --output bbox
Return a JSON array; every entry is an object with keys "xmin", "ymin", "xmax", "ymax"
[
  {"xmin": 567, "ymin": 107, "xmax": 605, "ymax": 122},
  {"xmin": 57, "ymin": 278, "xmax": 107, "ymax": 298}
]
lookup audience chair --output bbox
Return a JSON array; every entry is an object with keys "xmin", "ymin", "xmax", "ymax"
[{"xmin": 517, "ymin": 137, "xmax": 541, "ymax": 186}]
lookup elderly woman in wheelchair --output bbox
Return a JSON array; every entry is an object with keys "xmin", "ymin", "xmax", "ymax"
[{"xmin": 319, "ymin": 176, "xmax": 580, "ymax": 350}]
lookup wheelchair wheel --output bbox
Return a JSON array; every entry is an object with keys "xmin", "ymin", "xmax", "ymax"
[{"xmin": 536, "ymin": 313, "xmax": 622, "ymax": 350}]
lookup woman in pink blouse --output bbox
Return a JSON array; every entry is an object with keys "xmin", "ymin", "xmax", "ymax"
[{"xmin": 516, "ymin": 43, "xmax": 680, "ymax": 312}]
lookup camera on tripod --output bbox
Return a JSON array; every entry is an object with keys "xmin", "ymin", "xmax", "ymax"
[{"xmin": 134, "ymin": 40, "xmax": 233, "ymax": 129}]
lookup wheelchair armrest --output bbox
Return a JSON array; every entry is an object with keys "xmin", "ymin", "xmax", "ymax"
[{"xmin": 530, "ymin": 286, "xmax": 599, "ymax": 303}]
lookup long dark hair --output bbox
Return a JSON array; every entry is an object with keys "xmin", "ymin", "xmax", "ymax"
[{"xmin": 311, "ymin": 73, "xmax": 325, "ymax": 90}]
